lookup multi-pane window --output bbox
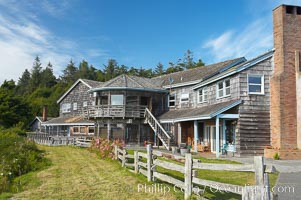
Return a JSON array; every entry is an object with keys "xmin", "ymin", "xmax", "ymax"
[
  {"xmin": 216, "ymin": 79, "xmax": 231, "ymax": 98},
  {"xmin": 83, "ymin": 101, "xmax": 88, "ymax": 107},
  {"xmin": 248, "ymin": 74, "xmax": 264, "ymax": 94},
  {"xmin": 169, "ymin": 94, "xmax": 176, "ymax": 107},
  {"xmin": 111, "ymin": 95, "xmax": 124, "ymax": 105},
  {"xmin": 180, "ymin": 93, "xmax": 189, "ymax": 103},
  {"xmin": 73, "ymin": 102, "xmax": 77, "ymax": 111},
  {"xmin": 62, "ymin": 103, "xmax": 71, "ymax": 113},
  {"xmin": 198, "ymin": 87, "xmax": 208, "ymax": 103}
]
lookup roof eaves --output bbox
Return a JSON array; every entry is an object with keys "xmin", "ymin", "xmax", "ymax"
[
  {"xmin": 192, "ymin": 50, "xmax": 274, "ymax": 90},
  {"xmin": 210, "ymin": 100, "xmax": 242, "ymax": 118}
]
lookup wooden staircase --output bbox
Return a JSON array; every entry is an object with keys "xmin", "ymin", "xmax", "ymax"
[{"xmin": 144, "ymin": 108, "xmax": 174, "ymax": 150}]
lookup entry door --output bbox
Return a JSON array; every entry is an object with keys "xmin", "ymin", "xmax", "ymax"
[{"xmin": 205, "ymin": 125, "xmax": 223, "ymax": 153}]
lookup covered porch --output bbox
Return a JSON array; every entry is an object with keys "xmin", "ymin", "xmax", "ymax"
[{"xmin": 159, "ymin": 100, "xmax": 241, "ymax": 158}]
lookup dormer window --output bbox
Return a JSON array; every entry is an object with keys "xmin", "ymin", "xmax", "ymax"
[
  {"xmin": 180, "ymin": 92, "xmax": 189, "ymax": 103},
  {"xmin": 198, "ymin": 87, "xmax": 208, "ymax": 103},
  {"xmin": 216, "ymin": 79, "xmax": 230, "ymax": 98},
  {"xmin": 248, "ymin": 74, "xmax": 264, "ymax": 95}
]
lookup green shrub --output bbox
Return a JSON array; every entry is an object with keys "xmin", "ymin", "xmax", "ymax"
[
  {"xmin": 0, "ymin": 127, "xmax": 50, "ymax": 194},
  {"xmin": 273, "ymin": 152, "xmax": 280, "ymax": 160}
]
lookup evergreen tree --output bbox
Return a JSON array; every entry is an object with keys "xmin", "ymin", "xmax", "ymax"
[
  {"xmin": 41, "ymin": 62, "xmax": 57, "ymax": 88},
  {"xmin": 29, "ymin": 56, "xmax": 42, "ymax": 92},
  {"xmin": 103, "ymin": 59, "xmax": 118, "ymax": 81},
  {"xmin": 16, "ymin": 69, "xmax": 31, "ymax": 95},
  {"xmin": 61, "ymin": 60, "xmax": 78, "ymax": 84},
  {"xmin": 154, "ymin": 62, "xmax": 164, "ymax": 76}
]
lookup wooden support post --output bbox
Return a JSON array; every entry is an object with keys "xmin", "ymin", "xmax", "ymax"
[
  {"xmin": 184, "ymin": 153, "xmax": 192, "ymax": 199},
  {"xmin": 264, "ymin": 173, "xmax": 271, "ymax": 200},
  {"xmin": 122, "ymin": 149, "xmax": 126, "ymax": 167},
  {"xmin": 134, "ymin": 151, "xmax": 139, "ymax": 173},
  {"xmin": 254, "ymin": 156, "xmax": 264, "ymax": 186},
  {"xmin": 146, "ymin": 144, "xmax": 153, "ymax": 182},
  {"xmin": 114, "ymin": 145, "xmax": 118, "ymax": 160}
]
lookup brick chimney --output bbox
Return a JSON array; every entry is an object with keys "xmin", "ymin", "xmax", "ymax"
[
  {"xmin": 270, "ymin": 5, "xmax": 301, "ymax": 150},
  {"xmin": 42, "ymin": 105, "xmax": 48, "ymax": 122}
]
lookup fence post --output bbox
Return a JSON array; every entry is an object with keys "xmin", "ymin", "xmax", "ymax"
[
  {"xmin": 134, "ymin": 151, "xmax": 139, "ymax": 173},
  {"xmin": 114, "ymin": 145, "xmax": 118, "ymax": 160},
  {"xmin": 122, "ymin": 149, "xmax": 126, "ymax": 167},
  {"xmin": 254, "ymin": 156, "xmax": 264, "ymax": 185},
  {"xmin": 184, "ymin": 153, "xmax": 192, "ymax": 199},
  {"xmin": 147, "ymin": 144, "xmax": 153, "ymax": 182}
]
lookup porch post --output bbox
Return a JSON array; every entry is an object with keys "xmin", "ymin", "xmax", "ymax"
[
  {"xmin": 222, "ymin": 119, "xmax": 226, "ymax": 145},
  {"xmin": 216, "ymin": 116, "xmax": 220, "ymax": 158},
  {"xmin": 194, "ymin": 120, "xmax": 198, "ymax": 152},
  {"xmin": 107, "ymin": 119, "xmax": 111, "ymax": 140},
  {"xmin": 178, "ymin": 123, "xmax": 182, "ymax": 144}
]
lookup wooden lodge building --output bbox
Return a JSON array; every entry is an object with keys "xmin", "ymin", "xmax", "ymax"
[{"xmin": 32, "ymin": 4, "xmax": 301, "ymax": 158}]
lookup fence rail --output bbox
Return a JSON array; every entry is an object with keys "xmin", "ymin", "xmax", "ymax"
[
  {"xmin": 27, "ymin": 133, "xmax": 93, "ymax": 147},
  {"xmin": 114, "ymin": 144, "xmax": 278, "ymax": 200}
]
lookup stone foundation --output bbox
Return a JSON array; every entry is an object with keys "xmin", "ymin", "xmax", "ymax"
[{"xmin": 264, "ymin": 148, "xmax": 301, "ymax": 160}]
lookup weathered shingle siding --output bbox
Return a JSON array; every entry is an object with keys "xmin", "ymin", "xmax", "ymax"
[
  {"xmin": 236, "ymin": 58, "xmax": 273, "ymax": 156},
  {"xmin": 59, "ymin": 82, "xmax": 94, "ymax": 117}
]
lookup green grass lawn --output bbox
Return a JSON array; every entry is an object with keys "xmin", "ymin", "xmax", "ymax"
[{"xmin": 7, "ymin": 146, "xmax": 179, "ymax": 200}]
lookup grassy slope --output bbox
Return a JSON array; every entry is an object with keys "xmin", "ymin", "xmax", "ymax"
[{"xmin": 10, "ymin": 146, "xmax": 178, "ymax": 200}]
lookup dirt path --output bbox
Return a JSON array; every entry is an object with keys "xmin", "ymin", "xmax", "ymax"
[{"xmin": 12, "ymin": 146, "xmax": 178, "ymax": 200}]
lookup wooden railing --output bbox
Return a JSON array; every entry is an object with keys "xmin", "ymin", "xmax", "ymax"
[
  {"xmin": 83, "ymin": 105, "xmax": 147, "ymax": 118},
  {"xmin": 27, "ymin": 133, "xmax": 93, "ymax": 147},
  {"xmin": 114, "ymin": 145, "xmax": 277, "ymax": 200},
  {"xmin": 144, "ymin": 108, "xmax": 171, "ymax": 150}
]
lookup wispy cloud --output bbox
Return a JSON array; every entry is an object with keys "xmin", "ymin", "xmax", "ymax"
[
  {"xmin": 201, "ymin": 0, "xmax": 301, "ymax": 63},
  {"xmin": 202, "ymin": 17, "xmax": 273, "ymax": 63},
  {"xmin": 0, "ymin": 0, "xmax": 109, "ymax": 83}
]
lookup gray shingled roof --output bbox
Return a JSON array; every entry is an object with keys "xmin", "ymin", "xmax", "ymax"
[
  {"xmin": 42, "ymin": 116, "xmax": 94, "ymax": 125},
  {"xmin": 152, "ymin": 57, "xmax": 246, "ymax": 87},
  {"xmin": 92, "ymin": 74, "xmax": 166, "ymax": 92},
  {"xmin": 82, "ymin": 79, "xmax": 103, "ymax": 88},
  {"xmin": 159, "ymin": 100, "xmax": 241, "ymax": 122}
]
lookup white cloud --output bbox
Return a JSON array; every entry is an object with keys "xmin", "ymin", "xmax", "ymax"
[
  {"xmin": 202, "ymin": 17, "xmax": 273, "ymax": 63},
  {"xmin": 0, "ymin": 1, "xmax": 108, "ymax": 84}
]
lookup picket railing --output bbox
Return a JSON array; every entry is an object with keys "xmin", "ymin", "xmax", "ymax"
[
  {"xmin": 114, "ymin": 144, "xmax": 277, "ymax": 200},
  {"xmin": 27, "ymin": 133, "xmax": 93, "ymax": 147}
]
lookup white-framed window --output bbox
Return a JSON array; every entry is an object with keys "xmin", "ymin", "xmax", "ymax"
[
  {"xmin": 216, "ymin": 79, "xmax": 231, "ymax": 98},
  {"xmin": 111, "ymin": 95, "xmax": 124, "ymax": 105},
  {"xmin": 198, "ymin": 87, "xmax": 208, "ymax": 103},
  {"xmin": 248, "ymin": 74, "xmax": 264, "ymax": 94},
  {"xmin": 168, "ymin": 93, "xmax": 176, "ymax": 107},
  {"xmin": 62, "ymin": 103, "xmax": 71, "ymax": 113},
  {"xmin": 88, "ymin": 126, "xmax": 94, "ymax": 135},
  {"xmin": 180, "ymin": 92, "xmax": 189, "ymax": 103},
  {"xmin": 73, "ymin": 102, "xmax": 77, "ymax": 111},
  {"xmin": 83, "ymin": 101, "xmax": 88, "ymax": 107}
]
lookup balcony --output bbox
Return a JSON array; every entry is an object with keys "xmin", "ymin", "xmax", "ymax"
[{"xmin": 83, "ymin": 105, "xmax": 147, "ymax": 119}]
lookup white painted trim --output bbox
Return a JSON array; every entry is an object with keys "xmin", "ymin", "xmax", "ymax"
[
  {"xmin": 247, "ymin": 74, "xmax": 265, "ymax": 95},
  {"xmin": 163, "ymin": 80, "xmax": 201, "ymax": 89},
  {"xmin": 57, "ymin": 79, "xmax": 92, "ymax": 104},
  {"xmin": 192, "ymin": 50, "xmax": 274, "ymax": 90},
  {"xmin": 42, "ymin": 123, "xmax": 94, "ymax": 126},
  {"xmin": 219, "ymin": 114, "xmax": 239, "ymax": 119}
]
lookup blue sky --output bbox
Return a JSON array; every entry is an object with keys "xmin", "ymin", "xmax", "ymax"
[{"xmin": 0, "ymin": 0, "xmax": 300, "ymax": 83}]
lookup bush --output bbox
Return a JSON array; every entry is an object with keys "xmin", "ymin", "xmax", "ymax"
[
  {"xmin": 89, "ymin": 138, "xmax": 124, "ymax": 159},
  {"xmin": 273, "ymin": 152, "xmax": 280, "ymax": 160},
  {"xmin": 0, "ymin": 127, "xmax": 50, "ymax": 193}
]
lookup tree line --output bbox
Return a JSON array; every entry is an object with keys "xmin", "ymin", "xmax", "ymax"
[{"xmin": 0, "ymin": 50, "xmax": 204, "ymax": 129}]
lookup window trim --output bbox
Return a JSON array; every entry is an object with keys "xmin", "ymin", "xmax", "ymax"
[
  {"xmin": 248, "ymin": 74, "xmax": 265, "ymax": 95},
  {"xmin": 180, "ymin": 92, "xmax": 189, "ymax": 104},
  {"xmin": 198, "ymin": 87, "xmax": 208, "ymax": 103},
  {"xmin": 83, "ymin": 101, "xmax": 88, "ymax": 107},
  {"xmin": 73, "ymin": 102, "xmax": 77, "ymax": 111},
  {"xmin": 168, "ymin": 93, "xmax": 176, "ymax": 107},
  {"xmin": 62, "ymin": 103, "xmax": 71, "ymax": 113},
  {"xmin": 216, "ymin": 79, "xmax": 231, "ymax": 99},
  {"xmin": 110, "ymin": 94, "xmax": 124, "ymax": 106}
]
